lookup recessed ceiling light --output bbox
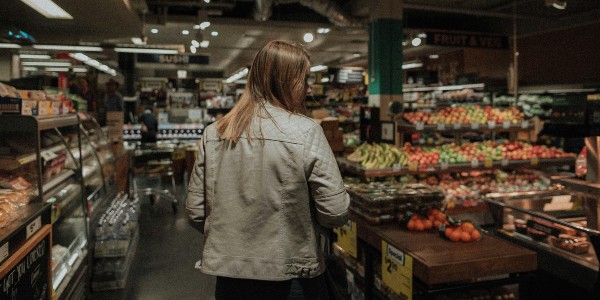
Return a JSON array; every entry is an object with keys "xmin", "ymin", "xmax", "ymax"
[
  {"xmin": 411, "ymin": 37, "xmax": 422, "ymax": 47},
  {"xmin": 20, "ymin": 0, "xmax": 73, "ymax": 19},
  {"xmin": 429, "ymin": 54, "xmax": 439, "ymax": 59},
  {"xmin": 150, "ymin": 28, "xmax": 159, "ymax": 34},
  {"xmin": 191, "ymin": 40, "xmax": 200, "ymax": 48},
  {"xmin": 317, "ymin": 28, "xmax": 330, "ymax": 34},
  {"xmin": 417, "ymin": 33, "xmax": 427, "ymax": 38},
  {"xmin": 211, "ymin": 31, "xmax": 218, "ymax": 37},
  {"xmin": 303, "ymin": 33, "xmax": 314, "ymax": 43},
  {"xmin": 131, "ymin": 37, "xmax": 146, "ymax": 45},
  {"xmin": 182, "ymin": 30, "xmax": 190, "ymax": 35},
  {"xmin": 352, "ymin": 53, "xmax": 361, "ymax": 58},
  {"xmin": 200, "ymin": 40, "xmax": 209, "ymax": 48},
  {"xmin": 193, "ymin": 25, "xmax": 200, "ymax": 30},
  {"xmin": 203, "ymin": 0, "xmax": 210, "ymax": 3},
  {"xmin": 190, "ymin": 45, "xmax": 197, "ymax": 53},
  {"xmin": 199, "ymin": 22, "xmax": 210, "ymax": 30}
]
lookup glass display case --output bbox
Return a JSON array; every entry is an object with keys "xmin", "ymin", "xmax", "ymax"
[
  {"xmin": 0, "ymin": 114, "xmax": 89, "ymax": 300},
  {"xmin": 485, "ymin": 177, "xmax": 600, "ymax": 295}
]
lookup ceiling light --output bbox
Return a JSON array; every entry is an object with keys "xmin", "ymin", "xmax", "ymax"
[
  {"xmin": 203, "ymin": 0, "xmax": 210, "ymax": 3},
  {"xmin": 33, "ymin": 45, "xmax": 102, "ymax": 51},
  {"xmin": 193, "ymin": 25, "xmax": 200, "ymax": 29},
  {"xmin": 177, "ymin": 70, "xmax": 188, "ymax": 78},
  {"xmin": 402, "ymin": 61, "xmax": 423, "ymax": 70},
  {"xmin": 20, "ymin": 54, "xmax": 51, "ymax": 59},
  {"xmin": 131, "ymin": 37, "xmax": 146, "ymax": 45},
  {"xmin": 200, "ymin": 40, "xmax": 209, "ymax": 48},
  {"xmin": 317, "ymin": 28, "xmax": 330, "ymax": 34},
  {"xmin": 190, "ymin": 45, "xmax": 197, "ymax": 53},
  {"xmin": 417, "ymin": 33, "xmax": 427, "ymax": 38},
  {"xmin": 321, "ymin": 77, "xmax": 330, "ymax": 83},
  {"xmin": 98, "ymin": 65, "xmax": 109, "ymax": 71},
  {"xmin": 0, "ymin": 43, "xmax": 22, "ymax": 49},
  {"xmin": 23, "ymin": 67, "xmax": 38, "ymax": 71},
  {"xmin": 429, "ymin": 54, "xmax": 439, "ymax": 59},
  {"xmin": 20, "ymin": 0, "xmax": 73, "ymax": 19},
  {"xmin": 303, "ymin": 33, "xmax": 314, "ymax": 43},
  {"xmin": 402, "ymin": 41, "xmax": 408, "ymax": 46},
  {"xmin": 114, "ymin": 48, "xmax": 178, "ymax": 54},
  {"xmin": 85, "ymin": 60, "xmax": 101, "ymax": 67},
  {"xmin": 211, "ymin": 31, "xmax": 218, "ymax": 37},
  {"xmin": 310, "ymin": 65, "xmax": 327, "ymax": 72},
  {"xmin": 199, "ymin": 22, "xmax": 211, "ymax": 30},
  {"xmin": 69, "ymin": 52, "xmax": 90, "ymax": 62},
  {"xmin": 22, "ymin": 61, "xmax": 71, "ymax": 67},
  {"xmin": 411, "ymin": 37, "xmax": 421, "ymax": 47},
  {"xmin": 182, "ymin": 30, "xmax": 190, "ymax": 35},
  {"xmin": 352, "ymin": 53, "xmax": 361, "ymax": 58},
  {"xmin": 545, "ymin": 0, "xmax": 567, "ymax": 9},
  {"xmin": 72, "ymin": 67, "xmax": 87, "ymax": 73},
  {"xmin": 150, "ymin": 28, "xmax": 159, "ymax": 34},
  {"xmin": 45, "ymin": 67, "xmax": 69, "ymax": 72},
  {"xmin": 224, "ymin": 67, "xmax": 249, "ymax": 83},
  {"xmin": 191, "ymin": 40, "xmax": 200, "ymax": 48}
]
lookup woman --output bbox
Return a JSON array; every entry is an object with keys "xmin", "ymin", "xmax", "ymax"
[{"xmin": 186, "ymin": 40, "xmax": 350, "ymax": 300}]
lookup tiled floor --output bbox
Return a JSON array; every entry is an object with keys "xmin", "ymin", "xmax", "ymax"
[{"xmin": 92, "ymin": 180, "xmax": 216, "ymax": 300}]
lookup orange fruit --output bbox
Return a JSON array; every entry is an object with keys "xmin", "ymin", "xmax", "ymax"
[
  {"xmin": 471, "ymin": 230, "xmax": 481, "ymax": 240},
  {"xmin": 444, "ymin": 227, "xmax": 454, "ymax": 237},
  {"xmin": 423, "ymin": 219, "xmax": 433, "ymax": 230},
  {"xmin": 460, "ymin": 231, "xmax": 472, "ymax": 242},
  {"xmin": 461, "ymin": 222, "xmax": 475, "ymax": 233},
  {"xmin": 407, "ymin": 220, "xmax": 416, "ymax": 231},
  {"xmin": 449, "ymin": 230, "xmax": 461, "ymax": 242},
  {"xmin": 434, "ymin": 220, "xmax": 442, "ymax": 228},
  {"xmin": 415, "ymin": 220, "xmax": 425, "ymax": 231}
]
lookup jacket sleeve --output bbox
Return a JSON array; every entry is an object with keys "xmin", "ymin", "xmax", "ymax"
[
  {"xmin": 305, "ymin": 124, "xmax": 350, "ymax": 228},
  {"xmin": 186, "ymin": 137, "xmax": 207, "ymax": 233}
]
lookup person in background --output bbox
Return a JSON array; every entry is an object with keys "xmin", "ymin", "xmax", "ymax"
[
  {"xmin": 78, "ymin": 77, "xmax": 96, "ymax": 113},
  {"xmin": 104, "ymin": 79, "xmax": 124, "ymax": 112},
  {"xmin": 186, "ymin": 40, "xmax": 350, "ymax": 300},
  {"xmin": 138, "ymin": 106, "xmax": 158, "ymax": 144}
]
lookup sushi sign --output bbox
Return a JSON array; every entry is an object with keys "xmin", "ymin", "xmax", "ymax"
[
  {"xmin": 137, "ymin": 54, "xmax": 209, "ymax": 65},
  {"xmin": 426, "ymin": 31, "xmax": 509, "ymax": 49}
]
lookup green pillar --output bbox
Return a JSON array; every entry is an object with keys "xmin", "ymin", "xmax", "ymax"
[{"xmin": 368, "ymin": 1, "xmax": 403, "ymax": 122}]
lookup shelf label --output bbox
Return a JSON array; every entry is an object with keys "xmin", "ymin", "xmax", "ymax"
[
  {"xmin": 501, "ymin": 159, "xmax": 509, "ymax": 166},
  {"xmin": 0, "ymin": 242, "xmax": 8, "ymax": 264},
  {"xmin": 408, "ymin": 162, "xmax": 418, "ymax": 172},
  {"xmin": 392, "ymin": 163, "xmax": 402, "ymax": 172},
  {"xmin": 502, "ymin": 121, "xmax": 511, "ymax": 129},
  {"xmin": 382, "ymin": 241, "xmax": 413, "ymax": 300},
  {"xmin": 440, "ymin": 162, "xmax": 449, "ymax": 170},
  {"xmin": 415, "ymin": 122, "xmax": 424, "ymax": 131},
  {"xmin": 487, "ymin": 121, "xmax": 496, "ymax": 129},
  {"xmin": 26, "ymin": 216, "xmax": 42, "ymax": 240},
  {"xmin": 40, "ymin": 150, "xmax": 57, "ymax": 162},
  {"xmin": 333, "ymin": 221, "xmax": 357, "ymax": 258},
  {"xmin": 437, "ymin": 123, "xmax": 445, "ymax": 130},
  {"xmin": 521, "ymin": 120, "xmax": 530, "ymax": 129},
  {"xmin": 484, "ymin": 158, "xmax": 493, "ymax": 168},
  {"xmin": 531, "ymin": 157, "xmax": 539, "ymax": 166},
  {"xmin": 453, "ymin": 123, "xmax": 461, "ymax": 129},
  {"xmin": 471, "ymin": 159, "xmax": 480, "ymax": 168},
  {"xmin": 471, "ymin": 123, "xmax": 480, "ymax": 130}
]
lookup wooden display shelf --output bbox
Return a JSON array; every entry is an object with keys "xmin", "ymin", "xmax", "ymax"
[
  {"xmin": 337, "ymin": 156, "xmax": 576, "ymax": 178},
  {"xmin": 352, "ymin": 217, "xmax": 537, "ymax": 286}
]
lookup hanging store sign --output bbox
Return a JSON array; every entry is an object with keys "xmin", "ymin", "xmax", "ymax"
[
  {"xmin": 426, "ymin": 32, "xmax": 509, "ymax": 49},
  {"xmin": 137, "ymin": 54, "xmax": 209, "ymax": 65}
]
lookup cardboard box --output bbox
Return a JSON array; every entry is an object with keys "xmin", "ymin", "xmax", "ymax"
[
  {"xmin": 21, "ymin": 99, "xmax": 38, "ymax": 115},
  {"xmin": 106, "ymin": 112, "xmax": 124, "ymax": 143},
  {"xmin": 38, "ymin": 100, "xmax": 52, "ymax": 116}
]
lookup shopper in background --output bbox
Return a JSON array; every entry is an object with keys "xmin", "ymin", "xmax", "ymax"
[
  {"xmin": 104, "ymin": 79, "xmax": 124, "ymax": 112},
  {"xmin": 186, "ymin": 40, "xmax": 350, "ymax": 300},
  {"xmin": 78, "ymin": 77, "xmax": 96, "ymax": 113},
  {"xmin": 138, "ymin": 106, "xmax": 158, "ymax": 144}
]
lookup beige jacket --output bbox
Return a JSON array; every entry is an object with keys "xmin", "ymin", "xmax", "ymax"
[{"xmin": 186, "ymin": 102, "xmax": 350, "ymax": 280}]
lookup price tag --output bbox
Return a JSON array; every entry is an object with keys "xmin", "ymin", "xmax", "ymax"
[
  {"xmin": 418, "ymin": 138, "xmax": 425, "ymax": 144},
  {"xmin": 415, "ymin": 122, "xmax": 424, "ymax": 131},
  {"xmin": 484, "ymin": 158, "xmax": 493, "ymax": 168},
  {"xmin": 487, "ymin": 121, "xmax": 496, "ymax": 129},
  {"xmin": 531, "ymin": 157, "xmax": 539, "ymax": 166},
  {"xmin": 26, "ymin": 216, "xmax": 42, "ymax": 240},
  {"xmin": 471, "ymin": 123, "xmax": 480, "ymax": 130},
  {"xmin": 382, "ymin": 241, "xmax": 413, "ymax": 300},
  {"xmin": 408, "ymin": 162, "xmax": 418, "ymax": 172},
  {"xmin": 40, "ymin": 150, "xmax": 57, "ymax": 162},
  {"xmin": 392, "ymin": 163, "xmax": 402, "ymax": 172},
  {"xmin": 453, "ymin": 123, "xmax": 461, "ymax": 129},
  {"xmin": 437, "ymin": 123, "xmax": 445, "ymax": 130},
  {"xmin": 0, "ymin": 242, "xmax": 8, "ymax": 264},
  {"xmin": 427, "ymin": 137, "xmax": 434, "ymax": 145},
  {"xmin": 440, "ymin": 162, "xmax": 449, "ymax": 170},
  {"xmin": 521, "ymin": 120, "xmax": 530, "ymax": 129},
  {"xmin": 503, "ymin": 121, "xmax": 511, "ymax": 129},
  {"xmin": 471, "ymin": 159, "xmax": 479, "ymax": 168},
  {"xmin": 333, "ymin": 221, "xmax": 357, "ymax": 258},
  {"xmin": 501, "ymin": 159, "xmax": 509, "ymax": 166}
]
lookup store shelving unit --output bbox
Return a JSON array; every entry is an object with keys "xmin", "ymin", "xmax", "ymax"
[{"xmin": 0, "ymin": 114, "xmax": 89, "ymax": 300}]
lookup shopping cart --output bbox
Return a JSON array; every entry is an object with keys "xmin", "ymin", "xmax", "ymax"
[{"xmin": 129, "ymin": 143, "xmax": 178, "ymax": 213}]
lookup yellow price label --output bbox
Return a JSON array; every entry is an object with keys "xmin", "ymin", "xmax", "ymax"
[
  {"xmin": 484, "ymin": 158, "xmax": 493, "ymax": 168},
  {"xmin": 333, "ymin": 221, "xmax": 357, "ymax": 258},
  {"xmin": 531, "ymin": 157, "xmax": 539, "ymax": 166},
  {"xmin": 382, "ymin": 241, "xmax": 413, "ymax": 299},
  {"xmin": 408, "ymin": 162, "xmax": 418, "ymax": 172}
]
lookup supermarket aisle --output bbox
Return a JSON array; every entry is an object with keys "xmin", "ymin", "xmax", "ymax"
[{"xmin": 92, "ymin": 181, "xmax": 216, "ymax": 300}]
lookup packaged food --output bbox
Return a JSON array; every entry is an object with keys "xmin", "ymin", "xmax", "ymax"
[{"xmin": 549, "ymin": 234, "xmax": 590, "ymax": 254}]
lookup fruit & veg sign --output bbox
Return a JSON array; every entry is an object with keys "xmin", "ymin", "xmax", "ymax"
[
  {"xmin": 382, "ymin": 241, "xmax": 413, "ymax": 300},
  {"xmin": 334, "ymin": 221, "xmax": 357, "ymax": 258}
]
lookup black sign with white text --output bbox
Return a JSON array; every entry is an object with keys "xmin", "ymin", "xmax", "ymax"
[
  {"xmin": 137, "ymin": 54, "xmax": 209, "ymax": 65},
  {"xmin": 426, "ymin": 32, "xmax": 509, "ymax": 49}
]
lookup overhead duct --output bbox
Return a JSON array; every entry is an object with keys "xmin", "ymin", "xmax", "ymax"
[{"xmin": 253, "ymin": 0, "xmax": 364, "ymax": 28}]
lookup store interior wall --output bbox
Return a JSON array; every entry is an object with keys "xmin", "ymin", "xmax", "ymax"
[{"xmin": 518, "ymin": 22, "xmax": 600, "ymax": 86}]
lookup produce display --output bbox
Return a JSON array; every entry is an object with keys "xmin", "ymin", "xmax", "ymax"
[
  {"xmin": 346, "ymin": 141, "xmax": 574, "ymax": 170},
  {"xmin": 441, "ymin": 221, "xmax": 482, "ymax": 243},
  {"xmin": 403, "ymin": 105, "xmax": 524, "ymax": 125}
]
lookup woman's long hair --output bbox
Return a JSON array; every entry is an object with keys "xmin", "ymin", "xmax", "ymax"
[{"xmin": 216, "ymin": 40, "xmax": 311, "ymax": 142}]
